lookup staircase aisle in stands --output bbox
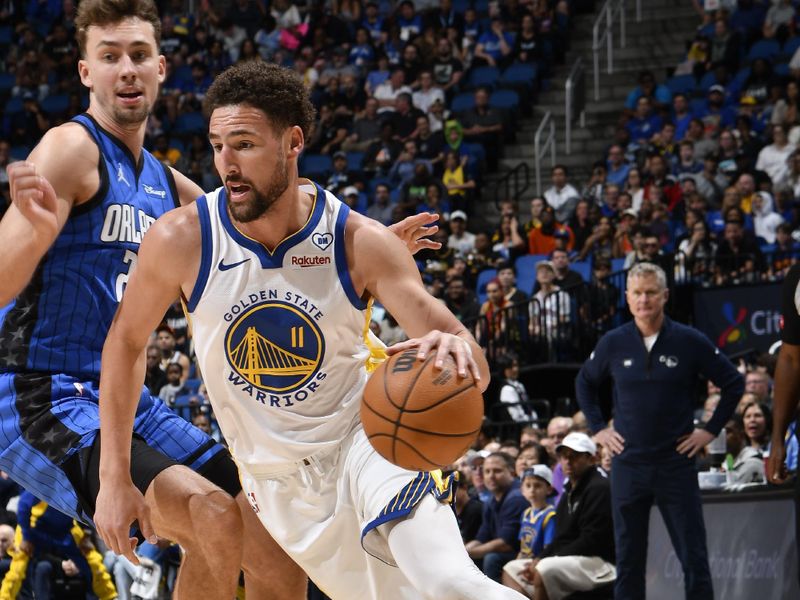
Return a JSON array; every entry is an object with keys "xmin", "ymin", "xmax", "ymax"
[{"xmin": 483, "ymin": 0, "xmax": 700, "ymax": 224}]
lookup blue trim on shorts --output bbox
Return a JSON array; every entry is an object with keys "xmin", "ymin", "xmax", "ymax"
[
  {"xmin": 360, "ymin": 472, "xmax": 435, "ymax": 551},
  {"xmin": 334, "ymin": 203, "xmax": 367, "ymax": 310},
  {"xmin": 187, "ymin": 194, "xmax": 213, "ymax": 312}
]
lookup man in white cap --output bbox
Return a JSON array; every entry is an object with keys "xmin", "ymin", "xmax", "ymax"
[
  {"xmin": 448, "ymin": 210, "xmax": 476, "ymax": 257},
  {"xmin": 505, "ymin": 432, "xmax": 616, "ymax": 599}
]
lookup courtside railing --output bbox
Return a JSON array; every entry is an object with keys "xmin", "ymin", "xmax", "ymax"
[
  {"xmin": 592, "ymin": 0, "xmax": 643, "ymax": 100},
  {"xmin": 565, "ymin": 57, "xmax": 586, "ymax": 155}
]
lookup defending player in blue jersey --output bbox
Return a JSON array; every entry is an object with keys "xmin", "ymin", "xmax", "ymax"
[{"xmin": 0, "ymin": 0, "xmax": 303, "ymax": 597}]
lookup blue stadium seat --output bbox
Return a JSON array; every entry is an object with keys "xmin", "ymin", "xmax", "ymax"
[
  {"xmin": 747, "ymin": 39, "xmax": 780, "ymax": 63},
  {"xmin": 783, "ymin": 36, "xmax": 800, "ymax": 60},
  {"xmin": 665, "ymin": 74, "xmax": 696, "ymax": 96},
  {"xmin": 346, "ymin": 151, "xmax": 365, "ymax": 171},
  {"xmin": 301, "ymin": 154, "xmax": 332, "ymax": 178},
  {"xmin": 489, "ymin": 89, "xmax": 520, "ymax": 112},
  {"xmin": 9, "ymin": 146, "xmax": 30, "ymax": 160},
  {"xmin": 571, "ymin": 261, "xmax": 592, "ymax": 283},
  {"xmin": 0, "ymin": 25, "xmax": 11, "ymax": 46},
  {"xmin": 172, "ymin": 395, "xmax": 196, "ymax": 422},
  {"xmin": 0, "ymin": 72, "xmax": 14, "ymax": 92},
  {"xmin": 4, "ymin": 96, "xmax": 23, "ymax": 116},
  {"xmin": 515, "ymin": 254, "xmax": 547, "ymax": 295},
  {"xmin": 467, "ymin": 66, "xmax": 500, "ymax": 90},
  {"xmin": 697, "ymin": 71, "xmax": 717, "ymax": 93},
  {"xmin": 173, "ymin": 111, "xmax": 206, "ymax": 135},
  {"xmin": 184, "ymin": 378, "xmax": 202, "ymax": 394},
  {"xmin": 450, "ymin": 92, "xmax": 476, "ymax": 114},
  {"xmin": 500, "ymin": 63, "xmax": 538, "ymax": 90},
  {"xmin": 689, "ymin": 98, "xmax": 707, "ymax": 116},
  {"xmin": 774, "ymin": 63, "xmax": 790, "ymax": 77},
  {"xmin": 476, "ymin": 268, "xmax": 497, "ymax": 304},
  {"xmin": 40, "ymin": 94, "xmax": 69, "ymax": 116}
]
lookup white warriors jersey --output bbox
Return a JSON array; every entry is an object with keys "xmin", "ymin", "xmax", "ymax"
[{"xmin": 187, "ymin": 181, "xmax": 377, "ymax": 472}]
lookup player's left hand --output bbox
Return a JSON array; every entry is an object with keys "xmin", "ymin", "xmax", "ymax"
[
  {"xmin": 387, "ymin": 212, "xmax": 441, "ymax": 255},
  {"xmin": 676, "ymin": 428, "xmax": 715, "ymax": 458},
  {"xmin": 520, "ymin": 558, "xmax": 539, "ymax": 582},
  {"xmin": 387, "ymin": 330, "xmax": 480, "ymax": 382}
]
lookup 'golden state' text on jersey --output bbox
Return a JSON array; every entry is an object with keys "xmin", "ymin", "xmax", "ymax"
[{"xmin": 187, "ymin": 181, "xmax": 371, "ymax": 472}]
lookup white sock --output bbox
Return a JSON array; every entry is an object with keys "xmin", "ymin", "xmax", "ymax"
[{"xmin": 387, "ymin": 494, "xmax": 528, "ymax": 600}]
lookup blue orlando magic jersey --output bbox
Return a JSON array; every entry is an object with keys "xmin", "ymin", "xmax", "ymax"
[{"xmin": 0, "ymin": 114, "xmax": 179, "ymax": 380}]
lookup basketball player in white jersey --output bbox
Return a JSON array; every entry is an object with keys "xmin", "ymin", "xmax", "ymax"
[{"xmin": 96, "ymin": 61, "xmax": 526, "ymax": 599}]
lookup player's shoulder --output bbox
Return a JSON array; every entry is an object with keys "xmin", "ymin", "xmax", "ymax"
[
  {"xmin": 143, "ymin": 200, "xmax": 201, "ymax": 253},
  {"xmin": 30, "ymin": 121, "xmax": 98, "ymax": 169}
]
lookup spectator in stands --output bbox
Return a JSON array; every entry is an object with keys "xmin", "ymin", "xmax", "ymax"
[
  {"xmin": 461, "ymin": 87, "xmax": 504, "ymax": 171},
  {"xmin": 466, "ymin": 453, "xmax": 530, "ymax": 582},
  {"xmin": 568, "ymin": 199, "xmax": 594, "ymax": 254},
  {"xmin": 374, "ymin": 68, "xmax": 412, "ymax": 113},
  {"xmin": 676, "ymin": 217, "xmax": 717, "ymax": 283},
  {"xmin": 685, "ymin": 117, "xmax": 718, "ymax": 160},
  {"xmin": 390, "ymin": 142, "xmax": 431, "ymax": 188},
  {"xmin": 412, "ymin": 71, "xmax": 444, "ymax": 114},
  {"xmin": 411, "ymin": 115, "xmax": 446, "ymax": 168},
  {"xmin": 365, "ymin": 183, "xmax": 392, "ymax": 225},
  {"xmin": 700, "ymin": 85, "xmax": 737, "ymax": 137},
  {"xmin": 501, "ymin": 465, "xmax": 557, "ymax": 597},
  {"xmin": 674, "ymin": 140, "xmax": 703, "ymax": 177},
  {"xmin": 445, "ymin": 276, "xmax": 481, "ymax": 324},
  {"xmin": 605, "ymin": 144, "xmax": 631, "ymax": 187},
  {"xmin": 158, "ymin": 363, "xmax": 188, "ymax": 408},
  {"xmin": 599, "ymin": 183, "xmax": 621, "ymax": 219},
  {"xmin": 364, "ymin": 122, "xmax": 402, "ymax": 175},
  {"xmin": 672, "ymin": 93, "xmax": 693, "ymax": 141},
  {"xmin": 585, "ymin": 259, "xmax": 619, "ymax": 333},
  {"xmin": 144, "ymin": 345, "xmax": 167, "ymax": 397},
  {"xmin": 742, "ymin": 401, "xmax": 771, "ymax": 453},
  {"xmin": 757, "ymin": 124, "xmax": 796, "ymax": 187},
  {"xmin": 625, "ymin": 70, "xmax": 672, "ymax": 115},
  {"xmin": 529, "ymin": 261, "xmax": 571, "ymax": 353},
  {"xmin": 448, "ymin": 210, "xmax": 476, "ymax": 258},
  {"xmin": 528, "ymin": 206, "xmax": 573, "ymax": 256},
  {"xmin": 442, "ymin": 151, "xmax": 475, "ymax": 210},
  {"xmin": 771, "ymin": 223, "xmax": 797, "ymax": 276},
  {"xmin": 431, "ymin": 38, "xmax": 464, "ymax": 94},
  {"xmin": 386, "ymin": 93, "xmax": 423, "ymax": 141},
  {"xmin": 515, "ymin": 443, "xmax": 549, "ymax": 477},
  {"xmin": 523, "ymin": 197, "xmax": 547, "ymax": 234},
  {"xmin": 549, "ymin": 248, "xmax": 584, "ymax": 292},
  {"xmin": 544, "ymin": 165, "xmax": 580, "ymax": 223},
  {"xmin": 454, "ymin": 469, "xmax": 484, "ymax": 544},
  {"xmin": 155, "ymin": 324, "xmax": 190, "ymax": 384},
  {"xmin": 513, "ymin": 13, "xmax": 543, "ymax": 65},
  {"xmin": 577, "ymin": 216, "xmax": 614, "ymax": 262},
  {"xmin": 497, "ymin": 354, "xmax": 536, "ymax": 424},
  {"xmin": 577, "ymin": 262, "xmax": 742, "ymax": 600},
  {"xmin": 494, "ymin": 214, "xmax": 528, "ymax": 263},
  {"xmin": 497, "ymin": 263, "xmax": 529, "ymax": 305},
  {"xmin": 626, "ymin": 96, "xmax": 663, "ymax": 145},
  {"xmin": 507, "ymin": 434, "xmax": 616, "ymax": 600},
  {"xmin": 327, "ymin": 151, "xmax": 357, "ymax": 195},
  {"xmin": 709, "ymin": 17, "xmax": 742, "ymax": 73},
  {"xmin": 624, "ymin": 167, "xmax": 645, "ymax": 212},
  {"xmin": 723, "ymin": 413, "xmax": 767, "ymax": 485},
  {"xmin": 474, "ymin": 16, "xmax": 513, "ymax": 68},
  {"xmin": 715, "ymin": 218, "xmax": 765, "ymax": 284},
  {"xmin": 306, "ymin": 104, "xmax": 349, "ymax": 155},
  {"xmin": 753, "ymin": 191, "xmax": 785, "ymax": 244},
  {"xmin": 771, "ymin": 80, "xmax": 800, "ymax": 134}
]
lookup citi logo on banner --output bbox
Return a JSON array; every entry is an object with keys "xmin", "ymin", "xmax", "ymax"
[{"xmin": 717, "ymin": 302, "xmax": 782, "ymax": 348}]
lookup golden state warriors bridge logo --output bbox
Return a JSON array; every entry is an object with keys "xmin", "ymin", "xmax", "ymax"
[{"xmin": 225, "ymin": 300, "xmax": 325, "ymax": 396}]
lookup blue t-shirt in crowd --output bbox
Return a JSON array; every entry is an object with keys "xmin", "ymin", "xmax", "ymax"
[
  {"xmin": 624, "ymin": 84, "xmax": 672, "ymax": 110},
  {"xmin": 606, "ymin": 162, "xmax": 632, "ymax": 186},
  {"xmin": 518, "ymin": 504, "xmax": 556, "ymax": 559},
  {"xmin": 477, "ymin": 31, "xmax": 515, "ymax": 61},
  {"xmin": 475, "ymin": 481, "xmax": 530, "ymax": 552}
]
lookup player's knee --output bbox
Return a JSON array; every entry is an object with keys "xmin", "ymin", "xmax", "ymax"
[{"xmin": 187, "ymin": 488, "xmax": 243, "ymax": 542}]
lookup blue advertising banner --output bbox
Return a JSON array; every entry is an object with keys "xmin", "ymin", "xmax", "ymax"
[
  {"xmin": 692, "ymin": 282, "xmax": 782, "ymax": 354},
  {"xmin": 646, "ymin": 490, "xmax": 799, "ymax": 599}
]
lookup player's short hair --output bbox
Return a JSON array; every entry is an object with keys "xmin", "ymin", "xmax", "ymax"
[
  {"xmin": 205, "ymin": 62, "xmax": 316, "ymax": 140},
  {"xmin": 627, "ymin": 262, "xmax": 667, "ymax": 290},
  {"xmin": 76, "ymin": 0, "xmax": 161, "ymax": 58}
]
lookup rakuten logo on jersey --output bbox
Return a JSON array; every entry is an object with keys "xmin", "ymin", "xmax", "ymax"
[{"xmin": 290, "ymin": 255, "xmax": 331, "ymax": 268}]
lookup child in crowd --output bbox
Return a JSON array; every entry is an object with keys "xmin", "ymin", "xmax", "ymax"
[{"xmin": 501, "ymin": 465, "xmax": 557, "ymax": 595}]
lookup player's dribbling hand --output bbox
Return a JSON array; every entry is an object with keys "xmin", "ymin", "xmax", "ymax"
[
  {"xmin": 767, "ymin": 439, "xmax": 788, "ymax": 484},
  {"xmin": 676, "ymin": 428, "xmax": 715, "ymax": 458},
  {"xmin": 387, "ymin": 212, "xmax": 441, "ymax": 255},
  {"xmin": 94, "ymin": 479, "xmax": 158, "ymax": 565},
  {"xmin": 7, "ymin": 162, "xmax": 60, "ymax": 241},
  {"xmin": 387, "ymin": 330, "xmax": 480, "ymax": 382}
]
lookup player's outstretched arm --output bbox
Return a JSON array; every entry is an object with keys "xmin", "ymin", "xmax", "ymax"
[
  {"xmin": 96, "ymin": 205, "xmax": 200, "ymax": 562},
  {"xmin": 0, "ymin": 125, "xmax": 95, "ymax": 305},
  {"xmin": 347, "ymin": 213, "xmax": 490, "ymax": 390}
]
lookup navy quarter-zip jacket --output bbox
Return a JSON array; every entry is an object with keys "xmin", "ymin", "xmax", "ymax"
[{"xmin": 576, "ymin": 317, "xmax": 744, "ymax": 461}]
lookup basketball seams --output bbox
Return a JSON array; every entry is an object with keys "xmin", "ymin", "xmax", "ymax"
[
  {"xmin": 393, "ymin": 352, "xmax": 435, "ymax": 463},
  {"xmin": 394, "ymin": 380, "xmax": 478, "ymax": 414}
]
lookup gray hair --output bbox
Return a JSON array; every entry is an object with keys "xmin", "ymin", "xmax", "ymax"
[{"xmin": 627, "ymin": 262, "xmax": 667, "ymax": 290}]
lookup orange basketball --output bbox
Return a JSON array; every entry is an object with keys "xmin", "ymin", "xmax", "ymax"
[{"xmin": 361, "ymin": 348, "xmax": 484, "ymax": 471}]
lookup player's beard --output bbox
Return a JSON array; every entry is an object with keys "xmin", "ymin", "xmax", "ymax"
[
  {"xmin": 227, "ymin": 151, "xmax": 289, "ymax": 223},
  {"xmin": 110, "ymin": 96, "xmax": 151, "ymax": 127}
]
